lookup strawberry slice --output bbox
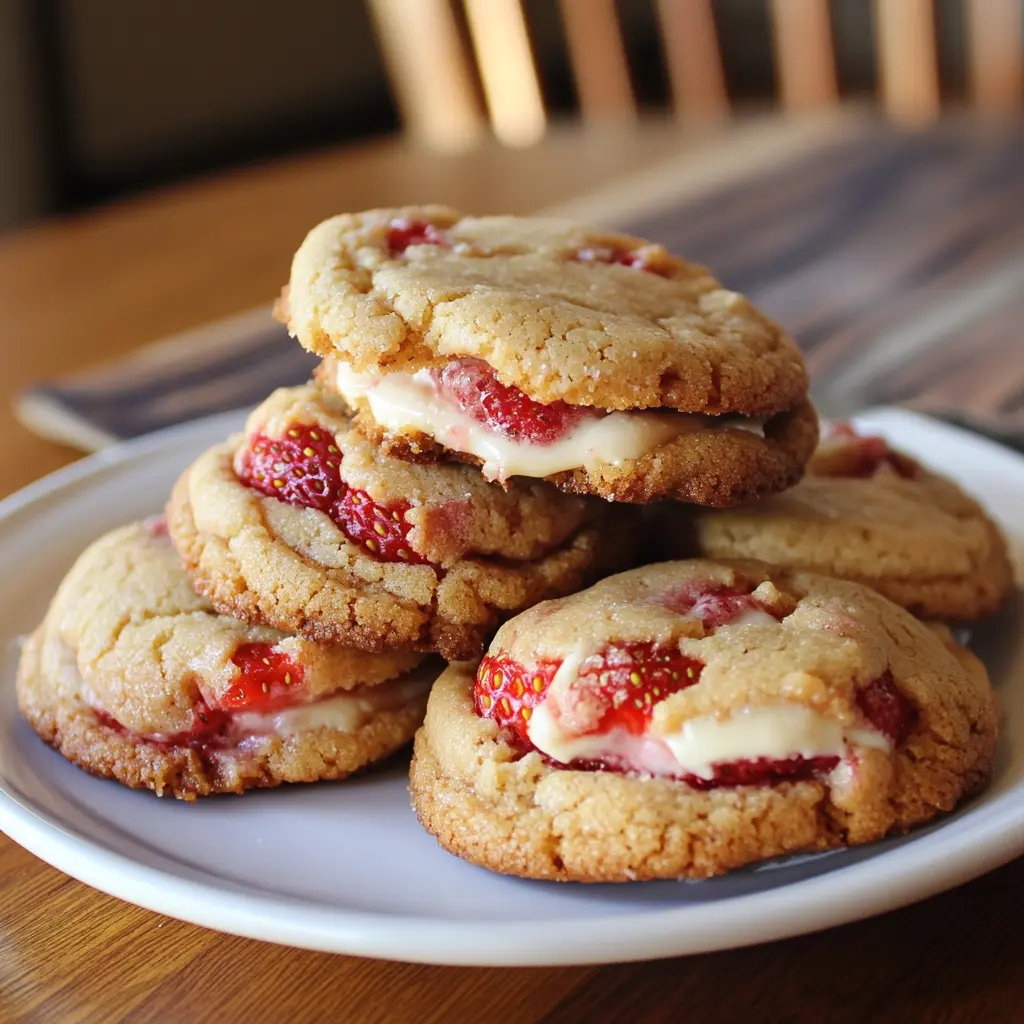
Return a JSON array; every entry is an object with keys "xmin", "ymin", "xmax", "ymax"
[
  {"xmin": 660, "ymin": 581, "xmax": 785, "ymax": 628},
  {"xmin": 683, "ymin": 755, "xmax": 842, "ymax": 789},
  {"xmin": 819, "ymin": 423, "xmax": 916, "ymax": 479},
  {"xmin": 473, "ymin": 650, "xmax": 915, "ymax": 790},
  {"xmin": 186, "ymin": 700, "xmax": 231, "ymax": 740},
  {"xmin": 219, "ymin": 642, "xmax": 304, "ymax": 712},
  {"xmin": 237, "ymin": 425, "xmax": 342, "ymax": 512},
  {"xmin": 474, "ymin": 656, "xmax": 554, "ymax": 738},
  {"xmin": 386, "ymin": 218, "xmax": 449, "ymax": 256},
  {"xmin": 334, "ymin": 488, "xmax": 427, "ymax": 563},
  {"xmin": 856, "ymin": 671, "xmax": 915, "ymax": 743},
  {"xmin": 94, "ymin": 644, "xmax": 306, "ymax": 745},
  {"xmin": 472, "ymin": 650, "xmax": 844, "ymax": 789},
  {"xmin": 436, "ymin": 358, "xmax": 597, "ymax": 445},
  {"xmin": 474, "ymin": 643, "xmax": 704, "ymax": 746},
  {"xmin": 143, "ymin": 514, "xmax": 169, "ymax": 538},
  {"xmin": 574, "ymin": 246, "xmax": 665, "ymax": 274},
  {"xmin": 237, "ymin": 422, "xmax": 433, "ymax": 566}
]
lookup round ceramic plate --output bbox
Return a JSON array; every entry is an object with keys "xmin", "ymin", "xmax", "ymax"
[{"xmin": 1, "ymin": 408, "xmax": 1022, "ymax": 966}]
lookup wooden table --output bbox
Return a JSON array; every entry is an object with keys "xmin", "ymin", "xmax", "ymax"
[{"xmin": 2, "ymin": 113, "xmax": 1024, "ymax": 1023}]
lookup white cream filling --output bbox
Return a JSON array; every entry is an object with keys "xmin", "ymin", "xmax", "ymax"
[
  {"xmin": 528, "ymin": 703, "xmax": 681, "ymax": 775},
  {"xmin": 713, "ymin": 606, "xmax": 779, "ymax": 628},
  {"xmin": 63, "ymin": 630, "xmax": 433, "ymax": 742},
  {"xmin": 334, "ymin": 363, "xmax": 765, "ymax": 482},
  {"xmin": 228, "ymin": 673, "xmax": 433, "ymax": 739},
  {"xmin": 527, "ymin": 701, "xmax": 889, "ymax": 781}
]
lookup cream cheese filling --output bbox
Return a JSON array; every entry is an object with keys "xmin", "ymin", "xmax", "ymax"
[
  {"xmin": 527, "ymin": 701, "xmax": 889, "ymax": 781},
  {"xmin": 712, "ymin": 606, "xmax": 779, "ymax": 627},
  {"xmin": 333, "ymin": 362, "xmax": 765, "ymax": 483},
  {"xmin": 229, "ymin": 671, "xmax": 433, "ymax": 739},
  {"xmin": 91, "ymin": 667, "xmax": 436, "ymax": 743}
]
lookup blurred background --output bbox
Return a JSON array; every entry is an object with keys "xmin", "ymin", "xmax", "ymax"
[
  {"xmin": 1, "ymin": 0, "xmax": 1022, "ymax": 481},
  {"xmin": 0, "ymin": 0, "xmax": 998, "ymax": 233}
]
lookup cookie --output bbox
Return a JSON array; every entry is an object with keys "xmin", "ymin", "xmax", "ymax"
[
  {"xmin": 317, "ymin": 358, "xmax": 819, "ymax": 506},
  {"xmin": 282, "ymin": 206, "xmax": 812, "ymax": 503},
  {"xmin": 167, "ymin": 383, "xmax": 638, "ymax": 659},
  {"xmin": 655, "ymin": 423, "xmax": 1014, "ymax": 620},
  {"xmin": 284, "ymin": 207, "xmax": 808, "ymax": 414},
  {"xmin": 410, "ymin": 559, "xmax": 997, "ymax": 881},
  {"xmin": 16, "ymin": 520, "xmax": 435, "ymax": 800}
]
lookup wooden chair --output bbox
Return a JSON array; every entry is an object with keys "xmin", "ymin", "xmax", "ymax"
[{"xmin": 368, "ymin": 0, "xmax": 1024, "ymax": 150}]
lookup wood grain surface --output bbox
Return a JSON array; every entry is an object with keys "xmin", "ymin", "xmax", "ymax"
[
  {"xmin": 2, "ymin": 113, "xmax": 1023, "ymax": 1024},
  {"xmin": 621, "ymin": 119, "xmax": 1024, "ymax": 430}
]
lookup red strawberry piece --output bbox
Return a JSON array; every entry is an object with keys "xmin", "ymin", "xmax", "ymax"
[
  {"xmin": 186, "ymin": 699, "xmax": 231, "ymax": 739},
  {"xmin": 825, "ymin": 422, "xmax": 861, "ymax": 441},
  {"xmin": 334, "ymin": 488, "xmax": 428, "ymax": 564},
  {"xmin": 473, "ymin": 650, "xmax": 845, "ymax": 789},
  {"xmin": 823, "ymin": 423, "xmax": 915, "ymax": 479},
  {"xmin": 237, "ymin": 425, "xmax": 342, "ymax": 512},
  {"xmin": 143, "ymin": 514, "xmax": 169, "ymax": 538},
  {"xmin": 474, "ymin": 643, "xmax": 704, "ymax": 746},
  {"xmin": 574, "ymin": 643, "xmax": 704, "ymax": 735},
  {"xmin": 436, "ymin": 357, "xmax": 597, "ymax": 445},
  {"xmin": 237, "ymin": 423, "xmax": 432, "ymax": 566},
  {"xmin": 856, "ymin": 670, "xmax": 915, "ymax": 743},
  {"xmin": 386, "ymin": 218, "xmax": 449, "ymax": 256},
  {"xmin": 93, "ymin": 708, "xmax": 126, "ymax": 734},
  {"xmin": 661, "ymin": 581, "xmax": 785, "ymax": 628},
  {"xmin": 473, "ymin": 656, "xmax": 555, "ymax": 742},
  {"xmin": 574, "ymin": 246, "xmax": 664, "ymax": 274},
  {"xmin": 219, "ymin": 642, "xmax": 305, "ymax": 712},
  {"xmin": 683, "ymin": 754, "xmax": 841, "ymax": 790}
]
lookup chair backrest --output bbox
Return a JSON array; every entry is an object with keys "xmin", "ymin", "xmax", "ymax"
[{"xmin": 367, "ymin": 0, "xmax": 1024, "ymax": 150}]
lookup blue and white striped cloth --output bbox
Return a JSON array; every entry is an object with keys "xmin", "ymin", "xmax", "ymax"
[{"xmin": 16, "ymin": 307, "xmax": 317, "ymax": 450}]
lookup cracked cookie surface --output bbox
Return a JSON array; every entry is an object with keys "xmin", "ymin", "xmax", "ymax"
[
  {"xmin": 410, "ymin": 559, "xmax": 997, "ymax": 880},
  {"xmin": 166, "ymin": 383, "xmax": 639, "ymax": 659},
  {"xmin": 16, "ymin": 520, "xmax": 433, "ymax": 799},
  {"xmin": 655, "ymin": 426, "xmax": 1014, "ymax": 620},
  {"xmin": 284, "ymin": 206, "xmax": 809, "ymax": 414}
]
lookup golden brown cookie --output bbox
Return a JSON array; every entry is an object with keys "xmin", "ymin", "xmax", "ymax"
[
  {"xmin": 318, "ymin": 358, "xmax": 819, "ymax": 506},
  {"xmin": 283, "ymin": 206, "xmax": 813, "ymax": 504},
  {"xmin": 410, "ymin": 560, "xmax": 997, "ymax": 881},
  {"xmin": 166, "ymin": 383, "xmax": 638, "ymax": 659},
  {"xmin": 653, "ymin": 424, "xmax": 1014, "ymax": 620},
  {"xmin": 284, "ymin": 206, "xmax": 808, "ymax": 414},
  {"xmin": 16, "ymin": 520, "xmax": 435, "ymax": 800}
]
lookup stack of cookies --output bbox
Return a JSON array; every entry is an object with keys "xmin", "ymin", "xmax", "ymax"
[{"xmin": 17, "ymin": 207, "xmax": 1013, "ymax": 882}]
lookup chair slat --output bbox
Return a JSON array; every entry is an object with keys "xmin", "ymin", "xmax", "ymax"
[
  {"xmin": 462, "ymin": 0, "xmax": 547, "ymax": 147},
  {"xmin": 655, "ymin": 0, "xmax": 729, "ymax": 119},
  {"xmin": 367, "ymin": 0, "xmax": 484, "ymax": 151},
  {"xmin": 558, "ymin": 0, "xmax": 637, "ymax": 122},
  {"xmin": 874, "ymin": 0, "xmax": 941, "ymax": 123},
  {"xmin": 770, "ymin": 0, "xmax": 839, "ymax": 110},
  {"xmin": 965, "ymin": 0, "xmax": 1023, "ymax": 113}
]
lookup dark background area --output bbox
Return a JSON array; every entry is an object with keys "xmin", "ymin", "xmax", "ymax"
[{"xmin": 0, "ymin": 0, "xmax": 974, "ymax": 232}]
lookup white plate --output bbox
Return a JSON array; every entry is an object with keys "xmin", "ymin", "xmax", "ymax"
[{"xmin": 1, "ymin": 408, "xmax": 1023, "ymax": 966}]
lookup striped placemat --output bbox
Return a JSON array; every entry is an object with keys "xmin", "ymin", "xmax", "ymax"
[
  {"xmin": 16, "ymin": 121, "xmax": 1024, "ymax": 451},
  {"xmin": 624, "ymin": 121, "xmax": 1024, "ymax": 431}
]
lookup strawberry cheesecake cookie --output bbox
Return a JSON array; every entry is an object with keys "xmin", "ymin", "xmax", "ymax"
[
  {"xmin": 16, "ymin": 519, "xmax": 435, "ymax": 799},
  {"xmin": 167, "ymin": 383, "xmax": 637, "ymax": 660},
  {"xmin": 283, "ymin": 206, "xmax": 817, "ymax": 505},
  {"xmin": 410, "ymin": 560, "xmax": 998, "ymax": 880},
  {"xmin": 656, "ymin": 423, "xmax": 1013, "ymax": 621}
]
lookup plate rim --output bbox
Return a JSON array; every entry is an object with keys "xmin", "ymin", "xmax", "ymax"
[{"xmin": 2, "ymin": 406, "xmax": 1023, "ymax": 966}]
